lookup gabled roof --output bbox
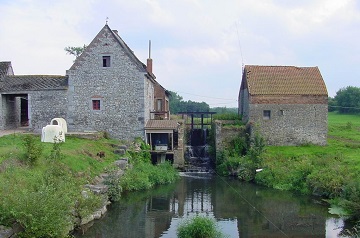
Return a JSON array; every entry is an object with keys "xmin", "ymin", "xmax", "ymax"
[
  {"xmin": 0, "ymin": 75, "xmax": 68, "ymax": 92},
  {"xmin": 243, "ymin": 65, "xmax": 328, "ymax": 95},
  {"xmin": 69, "ymin": 24, "xmax": 147, "ymax": 73},
  {"xmin": 145, "ymin": 120, "xmax": 179, "ymax": 130}
]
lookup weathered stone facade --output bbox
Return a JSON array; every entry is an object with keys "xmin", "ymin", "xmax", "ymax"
[
  {"xmin": 65, "ymin": 25, "xmax": 155, "ymax": 140},
  {"xmin": 238, "ymin": 65, "xmax": 328, "ymax": 146},
  {"xmin": 29, "ymin": 90, "xmax": 68, "ymax": 131},
  {"xmin": 0, "ymin": 24, "xmax": 164, "ymax": 141},
  {"xmin": 249, "ymin": 103, "xmax": 328, "ymax": 146}
]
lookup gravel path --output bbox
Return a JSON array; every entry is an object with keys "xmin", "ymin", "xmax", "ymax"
[{"xmin": 0, "ymin": 129, "xmax": 27, "ymax": 137}]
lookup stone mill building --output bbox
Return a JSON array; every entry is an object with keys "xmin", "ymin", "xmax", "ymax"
[
  {"xmin": 238, "ymin": 65, "xmax": 328, "ymax": 146},
  {"xmin": 0, "ymin": 24, "xmax": 184, "ymax": 165}
]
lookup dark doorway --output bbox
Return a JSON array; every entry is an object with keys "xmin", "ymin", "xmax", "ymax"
[{"xmin": 20, "ymin": 97, "xmax": 29, "ymax": 127}]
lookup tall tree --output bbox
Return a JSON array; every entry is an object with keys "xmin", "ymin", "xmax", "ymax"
[{"xmin": 334, "ymin": 86, "xmax": 360, "ymax": 113}]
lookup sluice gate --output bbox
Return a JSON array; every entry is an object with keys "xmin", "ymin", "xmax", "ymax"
[{"xmin": 178, "ymin": 112, "xmax": 216, "ymax": 172}]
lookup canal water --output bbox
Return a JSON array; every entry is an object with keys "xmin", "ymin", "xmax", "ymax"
[{"xmin": 74, "ymin": 173, "xmax": 346, "ymax": 238}]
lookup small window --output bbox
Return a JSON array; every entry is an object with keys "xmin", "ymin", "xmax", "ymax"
[
  {"xmin": 157, "ymin": 99, "xmax": 162, "ymax": 111},
  {"xmin": 279, "ymin": 110, "xmax": 284, "ymax": 116},
  {"xmin": 102, "ymin": 56, "xmax": 110, "ymax": 67},
  {"xmin": 263, "ymin": 110, "xmax": 271, "ymax": 120},
  {"xmin": 92, "ymin": 100, "xmax": 101, "ymax": 110}
]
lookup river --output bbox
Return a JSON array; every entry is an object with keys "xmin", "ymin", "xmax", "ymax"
[{"xmin": 74, "ymin": 173, "xmax": 347, "ymax": 238}]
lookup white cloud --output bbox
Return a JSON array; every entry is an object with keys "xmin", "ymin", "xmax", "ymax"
[{"xmin": 1, "ymin": 0, "xmax": 360, "ymax": 104}]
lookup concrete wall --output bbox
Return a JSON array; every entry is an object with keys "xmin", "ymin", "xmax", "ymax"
[{"xmin": 66, "ymin": 26, "xmax": 151, "ymax": 140}]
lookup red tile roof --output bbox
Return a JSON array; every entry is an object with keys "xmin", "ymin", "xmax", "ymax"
[{"xmin": 244, "ymin": 65, "xmax": 328, "ymax": 95}]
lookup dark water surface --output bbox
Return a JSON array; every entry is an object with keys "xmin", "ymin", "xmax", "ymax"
[{"xmin": 74, "ymin": 173, "xmax": 345, "ymax": 238}]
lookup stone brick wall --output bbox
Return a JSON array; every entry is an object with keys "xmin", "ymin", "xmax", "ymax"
[
  {"xmin": 0, "ymin": 95, "xmax": 20, "ymax": 129},
  {"xmin": 66, "ymin": 26, "xmax": 152, "ymax": 140},
  {"xmin": 29, "ymin": 90, "xmax": 68, "ymax": 132},
  {"xmin": 238, "ymin": 88, "xmax": 249, "ymax": 121},
  {"xmin": 173, "ymin": 120, "xmax": 185, "ymax": 168},
  {"xmin": 215, "ymin": 120, "xmax": 246, "ymax": 158},
  {"xmin": 0, "ymin": 95, "xmax": 3, "ymax": 130},
  {"xmin": 145, "ymin": 76, "xmax": 154, "ymax": 121},
  {"xmin": 248, "ymin": 102, "xmax": 328, "ymax": 145}
]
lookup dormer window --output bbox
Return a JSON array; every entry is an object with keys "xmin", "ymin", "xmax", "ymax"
[{"xmin": 102, "ymin": 56, "xmax": 111, "ymax": 67}]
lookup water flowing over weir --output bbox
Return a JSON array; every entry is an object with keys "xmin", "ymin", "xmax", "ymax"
[
  {"xmin": 178, "ymin": 112, "xmax": 216, "ymax": 172},
  {"xmin": 185, "ymin": 129, "xmax": 211, "ymax": 172}
]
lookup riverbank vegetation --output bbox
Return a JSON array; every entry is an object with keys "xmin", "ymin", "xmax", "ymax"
[
  {"xmin": 212, "ymin": 112, "xmax": 360, "ymax": 232},
  {"xmin": 256, "ymin": 112, "xmax": 360, "ymax": 222},
  {"xmin": 0, "ymin": 134, "xmax": 178, "ymax": 237}
]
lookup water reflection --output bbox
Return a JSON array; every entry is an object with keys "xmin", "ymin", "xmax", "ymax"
[{"xmin": 74, "ymin": 174, "xmax": 345, "ymax": 238}]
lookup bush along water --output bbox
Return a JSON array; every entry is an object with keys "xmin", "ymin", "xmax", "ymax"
[
  {"xmin": 177, "ymin": 216, "xmax": 227, "ymax": 238},
  {"xmin": 215, "ymin": 129, "xmax": 265, "ymax": 182},
  {"xmin": 120, "ymin": 138, "xmax": 179, "ymax": 192}
]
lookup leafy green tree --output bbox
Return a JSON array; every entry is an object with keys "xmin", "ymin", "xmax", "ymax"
[
  {"xmin": 328, "ymin": 97, "xmax": 337, "ymax": 112},
  {"xmin": 64, "ymin": 45, "xmax": 87, "ymax": 60},
  {"xmin": 169, "ymin": 91, "xmax": 185, "ymax": 114},
  {"xmin": 334, "ymin": 86, "xmax": 360, "ymax": 114},
  {"xmin": 168, "ymin": 91, "xmax": 210, "ymax": 114}
]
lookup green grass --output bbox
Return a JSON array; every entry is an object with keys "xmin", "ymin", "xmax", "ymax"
[
  {"xmin": 0, "ymin": 133, "xmax": 123, "ymax": 237},
  {"xmin": 257, "ymin": 112, "xmax": 360, "ymax": 218},
  {"xmin": 265, "ymin": 112, "xmax": 360, "ymax": 171},
  {"xmin": 0, "ymin": 133, "xmax": 180, "ymax": 236},
  {"xmin": 0, "ymin": 134, "xmax": 121, "ymax": 177}
]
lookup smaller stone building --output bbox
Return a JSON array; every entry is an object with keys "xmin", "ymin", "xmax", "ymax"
[{"xmin": 238, "ymin": 65, "xmax": 328, "ymax": 146}]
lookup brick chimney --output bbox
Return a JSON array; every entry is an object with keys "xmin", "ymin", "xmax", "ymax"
[
  {"xmin": 147, "ymin": 58, "xmax": 153, "ymax": 74},
  {"xmin": 147, "ymin": 40, "xmax": 153, "ymax": 74}
]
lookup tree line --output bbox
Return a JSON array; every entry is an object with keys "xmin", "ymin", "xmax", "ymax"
[
  {"xmin": 329, "ymin": 86, "xmax": 360, "ymax": 113},
  {"xmin": 168, "ymin": 91, "xmax": 237, "ymax": 114}
]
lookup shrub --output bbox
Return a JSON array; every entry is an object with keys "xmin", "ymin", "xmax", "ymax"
[
  {"xmin": 120, "ymin": 163, "xmax": 153, "ymax": 191},
  {"xmin": 48, "ymin": 139, "xmax": 64, "ymax": 161},
  {"xmin": 216, "ymin": 132, "xmax": 265, "ymax": 181},
  {"xmin": 148, "ymin": 162, "xmax": 179, "ymax": 185},
  {"xmin": 22, "ymin": 135, "xmax": 43, "ymax": 165},
  {"xmin": 127, "ymin": 138, "xmax": 151, "ymax": 164},
  {"xmin": 120, "ymin": 161, "xmax": 178, "ymax": 192},
  {"xmin": 339, "ymin": 180, "xmax": 360, "ymax": 219},
  {"xmin": 76, "ymin": 189, "xmax": 103, "ymax": 220},
  {"xmin": 104, "ymin": 169, "xmax": 123, "ymax": 202},
  {"xmin": 177, "ymin": 216, "xmax": 226, "ymax": 238},
  {"xmin": 0, "ymin": 166, "xmax": 78, "ymax": 237},
  {"xmin": 307, "ymin": 164, "xmax": 348, "ymax": 198}
]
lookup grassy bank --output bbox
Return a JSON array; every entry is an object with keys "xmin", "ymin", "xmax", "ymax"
[
  {"xmin": 0, "ymin": 134, "xmax": 178, "ymax": 237},
  {"xmin": 256, "ymin": 112, "xmax": 360, "ymax": 220}
]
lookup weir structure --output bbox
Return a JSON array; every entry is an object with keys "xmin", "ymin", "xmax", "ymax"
[{"xmin": 178, "ymin": 112, "xmax": 216, "ymax": 172}]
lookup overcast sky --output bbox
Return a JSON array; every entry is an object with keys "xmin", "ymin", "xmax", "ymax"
[{"xmin": 1, "ymin": 0, "xmax": 359, "ymax": 107}]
